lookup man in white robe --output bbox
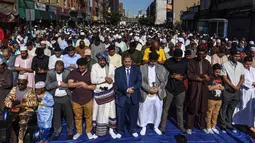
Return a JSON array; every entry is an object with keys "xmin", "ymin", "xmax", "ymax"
[
  {"xmin": 138, "ymin": 51, "xmax": 169, "ymax": 136},
  {"xmin": 91, "ymin": 52, "xmax": 117, "ymax": 138},
  {"xmin": 233, "ymin": 56, "xmax": 255, "ymax": 132}
]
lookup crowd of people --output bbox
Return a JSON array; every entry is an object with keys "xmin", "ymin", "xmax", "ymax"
[{"xmin": 0, "ymin": 24, "xmax": 254, "ymax": 143}]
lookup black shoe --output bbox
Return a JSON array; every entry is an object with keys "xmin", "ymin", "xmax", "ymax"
[
  {"xmin": 226, "ymin": 125, "xmax": 235, "ymax": 130},
  {"xmin": 52, "ymin": 135, "xmax": 59, "ymax": 141},
  {"xmin": 180, "ymin": 128, "xmax": 187, "ymax": 134},
  {"xmin": 68, "ymin": 135, "xmax": 73, "ymax": 140},
  {"xmin": 220, "ymin": 127, "xmax": 227, "ymax": 133},
  {"xmin": 160, "ymin": 127, "xmax": 166, "ymax": 134}
]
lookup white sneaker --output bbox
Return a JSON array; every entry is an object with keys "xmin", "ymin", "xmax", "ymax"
[
  {"xmin": 93, "ymin": 134, "xmax": 98, "ymax": 139},
  {"xmin": 87, "ymin": 133, "xmax": 94, "ymax": 140},
  {"xmin": 109, "ymin": 128, "xmax": 117, "ymax": 139},
  {"xmin": 132, "ymin": 132, "xmax": 139, "ymax": 137},
  {"xmin": 154, "ymin": 128, "xmax": 162, "ymax": 135},
  {"xmin": 140, "ymin": 127, "xmax": 146, "ymax": 136},
  {"xmin": 73, "ymin": 133, "xmax": 81, "ymax": 140},
  {"xmin": 203, "ymin": 129, "xmax": 209, "ymax": 134},
  {"xmin": 116, "ymin": 133, "xmax": 122, "ymax": 139},
  {"xmin": 232, "ymin": 129, "xmax": 237, "ymax": 133},
  {"xmin": 207, "ymin": 128, "xmax": 214, "ymax": 134},
  {"xmin": 212, "ymin": 128, "xmax": 219, "ymax": 134},
  {"xmin": 186, "ymin": 129, "xmax": 192, "ymax": 134}
]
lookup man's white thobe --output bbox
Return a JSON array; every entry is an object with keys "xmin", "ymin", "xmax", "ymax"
[{"xmin": 233, "ymin": 67, "xmax": 255, "ymax": 127}]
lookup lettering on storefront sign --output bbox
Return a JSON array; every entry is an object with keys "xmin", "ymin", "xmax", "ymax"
[{"xmin": 35, "ymin": 2, "xmax": 46, "ymax": 11}]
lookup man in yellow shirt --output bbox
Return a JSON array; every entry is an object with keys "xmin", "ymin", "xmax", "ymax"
[{"xmin": 143, "ymin": 41, "xmax": 166, "ymax": 65}]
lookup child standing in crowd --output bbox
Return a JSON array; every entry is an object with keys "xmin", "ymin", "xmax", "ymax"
[
  {"xmin": 206, "ymin": 64, "xmax": 224, "ymax": 134},
  {"xmin": 35, "ymin": 81, "xmax": 54, "ymax": 143}
]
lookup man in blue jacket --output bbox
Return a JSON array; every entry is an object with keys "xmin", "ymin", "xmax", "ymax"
[{"xmin": 114, "ymin": 54, "xmax": 142, "ymax": 138}]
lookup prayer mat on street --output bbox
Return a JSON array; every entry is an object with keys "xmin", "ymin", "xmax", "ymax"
[{"xmin": 49, "ymin": 118, "xmax": 254, "ymax": 143}]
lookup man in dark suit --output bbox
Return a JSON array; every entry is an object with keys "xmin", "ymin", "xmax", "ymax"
[
  {"xmin": 114, "ymin": 54, "xmax": 142, "ymax": 138},
  {"xmin": 45, "ymin": 60, "xmax": 74, "ymax": 141}
]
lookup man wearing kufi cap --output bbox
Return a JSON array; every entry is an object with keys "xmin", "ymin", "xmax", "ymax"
[
  {"xmin": 14, "ymin": 46, "xmax": 35, "ymax": 88},
  {"xmin": 138, "ymin": 51, "xmax": 169, "ymax": 136},
  {"xmin": 41, "ymin": 41, "xmax": 52, "ymax": 57},
  {"xmin": 115, "ymin": 35, "xmax": 128, "ymax": 53},
  {"xmin": 90, "ymin": 51, "xmax": 117, "ymax": 138},
  {"xmin": 4, "ymin": 74, "xmax": 37, "ymax": 143},
  {"xmin": 76, "ymin": 32, "xmax": 90, "ymax": 47},
  {"xmin": 0, "ymin": 57, "xmax": 13, "ymax": 114},
  {"xmin": 35, "ymin": 81, "xmax": 54, "ymax": 143}
]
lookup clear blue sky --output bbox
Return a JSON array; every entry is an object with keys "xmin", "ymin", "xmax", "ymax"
[{"xmin": 120, "ymin": 0, "xmax": 152, "ymax": 16}]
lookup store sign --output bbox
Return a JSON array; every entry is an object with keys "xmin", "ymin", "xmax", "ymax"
[
  {"xmin": 25, "ymin": 9, "xmax": 35, "ymax": 21},
  {"xmin": 35, "ymin": 2, "xmax": 46, "ymax": 11}
]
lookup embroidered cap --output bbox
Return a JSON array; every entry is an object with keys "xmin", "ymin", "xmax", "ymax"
[
  {"xmin": 35, "ymin": 81, "xmax": 45, "ymax": 89},
  {"xmin": 18, "ymin": 74, "xmax": 28, "ymax": 80},
  {"xmin": 20, "ymin": 46, "xmax": 27, "ymax": 51}
]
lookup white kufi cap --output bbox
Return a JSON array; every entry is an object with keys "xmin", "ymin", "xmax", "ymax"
[
  {"xmin": 35, "ymin": 81, "xmax": 45, "ymax": 89},
  {"xmin": 250, "ymin": 47, "xmax": 255, "ymax": 52},
  {"xmin": 18, "ymin": 74, "xmax": 28, "ymax": 80},
  {"xmin": 20, "ymin": 46, "xmax": 27, "ymax": 51}
]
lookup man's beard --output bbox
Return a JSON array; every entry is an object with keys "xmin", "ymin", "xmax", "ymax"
[
  {"xmin": 80, "ymin": 45, "xmax": 85, "ymax": 49},
  {"xmin": 100, "ymin": 64, "xmax": 106, "ymax": 68},
  {"xmin": 21, "ymin": 55, "xmax": 28, "ymax": 59}
]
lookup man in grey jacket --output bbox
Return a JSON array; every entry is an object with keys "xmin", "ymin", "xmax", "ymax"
[
  {"xmin": 45, "ymin": 60, "xmax": 74, "ymax": 141},
  {"xmin": 137, "ymin": 51, "xmax": 169, "ymax": 136}
]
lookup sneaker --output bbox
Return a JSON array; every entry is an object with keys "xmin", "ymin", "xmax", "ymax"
[
  {"xmin": 232, "ymin": 129, "xmax": 237, "ymax": 133},
  {"xmin": 154, "ymin": 128, "xmax": 162, "ymax": 135},
  {"xmin": 116, "ymin": 133, "xmax": 122, "ymax": 139},
  {"xmin": 207, "ymin": 128, "xmax": 214, "ymax": 134},
  {"xmin": 132, "ymin": 132, "xmax": 139, "ymax": 137},
  {"xmin": 73, "ymin": 133, "xmax": 81, "ymax": 140},
  {"xmin": 212, "ymin": 128, "xmax": 219, "ymax": 134},
  {"xmin": 203, "ymin": 129, "xmax": 209, "ymax": 134},
  {"xmin": 87, "ymin": 133, "xmax": 94, "ymax": 140},
  {"xmin": 186, "ymin": 129, "xmax": 192, "ymax": 134},
  {"xmin": 93, "ymin": 134, "xmax": 98, "ymax": 139},
  {"xmin": 221, "ymin": 128, "xmax": 227, "ymax": 133},
  {"xmin": 140, "ymin": 127, "xmax": 146, "ymax": 136}
]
